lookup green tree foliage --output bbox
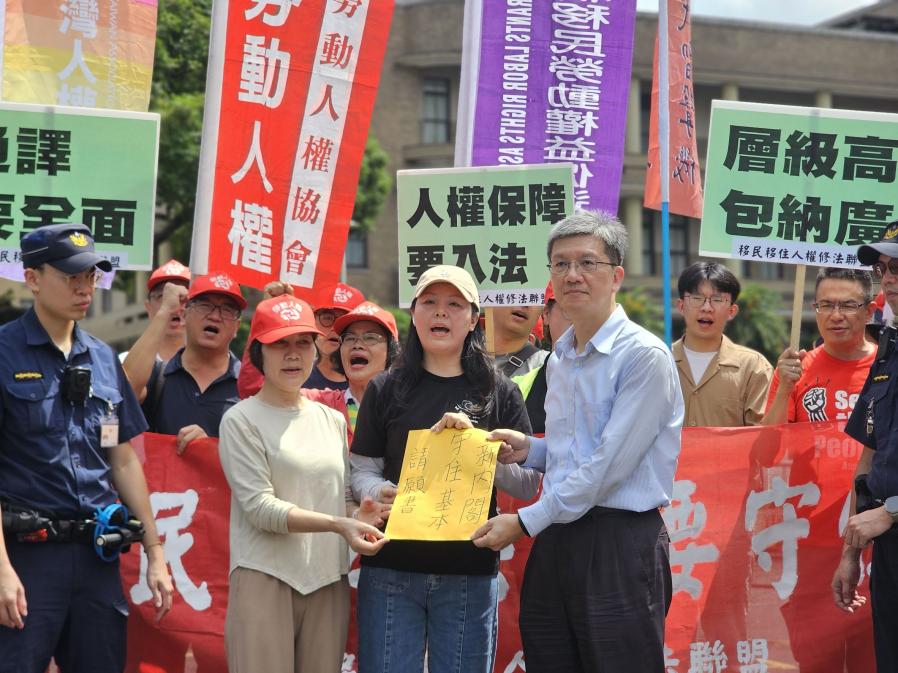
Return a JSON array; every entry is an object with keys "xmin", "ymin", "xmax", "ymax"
[
  {"xmin": 154, "ymin": 92, "xmax": 206, "ymax": 261},
  {"xmin": 353, "ymin": 137, "xmax": 392, "ymax": 231},
  {"xmin": 231, "ymin": 320, "xmax": 251, "ymax": 361},
  {"xmin": 0, "ymin": 288, "xmax": 24, "ymax": 323},
  {"xmin": 618, "ymin": 287, "xmax": 664, "ymax": 338},
  {"xmin": 386, "ymin": 306, "xmax": 412, "ymax": 343},
  {"xmin": 727, "ymin": 283, "xmax": 787, "ymax": 364},
  {"xmin": 149, "ymin": 0, "xmax": 211, "ymax": 260}
]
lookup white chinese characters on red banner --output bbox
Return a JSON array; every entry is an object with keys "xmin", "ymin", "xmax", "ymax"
[
  {"xmin": 192, "ymin": 0, "xmax": 394, "ymax": 307},
  {"xmin": 122, "ymin": 423, "xmax": 875, "ymax": 673}
]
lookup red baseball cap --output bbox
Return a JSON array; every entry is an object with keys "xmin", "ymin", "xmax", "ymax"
[
  {"xmin": 544, "ymin": 280, "xmax": 556, "ymax": 303},
  {"xmin": 187, "ymin": 272, "xmax": 247, "ymax": 310},
  {"xmin": 249, "ymin": 296, "xmax": 322, "ymax": 344},
  {"xmin": 147, "ymin": 259, "xmax": 191, "ymax": 292},
  {"xmin": 333, "ymin": 301, "xmax": 399, "ymax": 340},
  {"xmin": 317, "ymin": 282, "xmax": 365, "ymax": 312}
]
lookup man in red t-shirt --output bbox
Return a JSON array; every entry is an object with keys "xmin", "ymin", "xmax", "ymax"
[
  {"xmin": 762, "ymin": 266, "xmax": 876, "ymax": 673},
  {"xmin": 764, "ymin": 267, "xmax": 876, "ymax": 425}
]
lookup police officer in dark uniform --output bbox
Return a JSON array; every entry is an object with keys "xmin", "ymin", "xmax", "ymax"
[
  {"xmin": 0, "ymin": 223, "xmax": 173, "ymax": 672},
  {"xmin": 834, "ymin": 221, "xmax": 898, "ymax": 673}
]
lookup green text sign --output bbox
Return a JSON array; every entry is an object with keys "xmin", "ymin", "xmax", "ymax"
[
  {"xmin": 0, "ymin": 101, "xmax": 159, "ymax": 270},
  {"xmin": 397, "ymin": 163, "xmax": 573, "ymax": 307},
  {"xmin": 700, "ymin": 101, "xmax": 898, "ymax": 268}
]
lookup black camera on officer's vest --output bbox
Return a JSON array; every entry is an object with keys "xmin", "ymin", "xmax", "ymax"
[{"xmin": 61, "ymin": 365, "xmax": 91, "ymax": 405}]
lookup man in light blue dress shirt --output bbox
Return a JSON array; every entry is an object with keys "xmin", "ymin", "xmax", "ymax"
[{"xmin": 473, "ymin": 210, "xmax": 684, "ymax": 673}]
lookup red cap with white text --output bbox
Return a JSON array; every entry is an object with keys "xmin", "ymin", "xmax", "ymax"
[
  {"xmin": 249, "ymin": 296, "xmax": 322, "ymax": 344},
  {"xmin": 187, "ymin": 272, "xmax": 247, "ymax": 310}
]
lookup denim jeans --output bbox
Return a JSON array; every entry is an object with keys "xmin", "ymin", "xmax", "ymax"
[{"xmin": 357, "ymin": 566, "xmax": 499, "ymax": 673}]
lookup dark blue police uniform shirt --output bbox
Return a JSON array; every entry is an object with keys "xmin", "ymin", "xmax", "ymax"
[
  {"xmin": 0, "ymin": 308, "xmax": 148, "ymax": 517},
  {"xmin": 303, "ymin": 363, "xmax": 349, "ymax": 391},
  {"xmin": 142, "ymin": 347, "xmax": 240, "ymax": 437},
  {"xmin": 845, "ymin": 350, "xmax": 898, "ymax": 500}
]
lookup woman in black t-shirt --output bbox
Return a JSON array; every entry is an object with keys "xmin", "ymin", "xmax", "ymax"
[{"xmin": 350, "ymin": 265, "xmax": 536, "ymax": 673}]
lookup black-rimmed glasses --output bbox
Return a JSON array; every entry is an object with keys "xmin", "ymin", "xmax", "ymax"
[{"xmin": 187, "ymin": 300, "xmax": 241, "ymax": 321}]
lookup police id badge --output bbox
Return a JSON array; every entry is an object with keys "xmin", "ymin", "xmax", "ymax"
[{"xmin": 100, "ymin": 405, "xmax": 119, "ymax": 448}]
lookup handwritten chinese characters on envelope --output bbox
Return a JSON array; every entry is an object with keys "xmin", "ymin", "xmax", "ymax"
[{"xmin": 385, "ymin": 428, "xmax": 500, "ymax": 541}]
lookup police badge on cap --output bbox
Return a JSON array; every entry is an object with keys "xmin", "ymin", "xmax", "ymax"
[
  {"xmin": 20, "ymin": 223, "xmax": 113, "ymax": 274},
  {"xmin": 857, "ymin": 219, "xmax": 898, "ymax": 266}
]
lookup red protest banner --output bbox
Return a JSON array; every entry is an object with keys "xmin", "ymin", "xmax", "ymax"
[
  {"xmin": 644, "ymin": 0, "xmax": 703, "ymax": 218},
  {"xmin": 191, "ymin": 0, "xmax": 394, "ymax": 306},
  {"xmin": 121, "ymin": 434, "xmax": 229, "ymax": 673},
  {"xmin": 663, "ymin": 423, "xmax": 873, "ymax": 673},
  {"xmin": 124, "ymin": 423, "xmax": 875, "ymax": 672}
]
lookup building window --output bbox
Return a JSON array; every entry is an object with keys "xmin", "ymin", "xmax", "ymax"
[
  {"xmin": 670, "ymin": 215, "xmax": 690, "ymax": 276},
  {"xmin": 421, "ymin": 78, "xmax": 451, "ymax": 144},
  {"xmin": 642, "ymin": 210, "xmax": 692, "ymax": 276},
  {"xmin": 639, "ymin": 91, "xmax": 651, "ymax": 153},
  {"xmin": 745, "ymin": 261, "xmax": 786, "ymax": 280},
  {"xmin": 642, "ymin": 210, "xmax": 656, "ymax": 275},
  {"xmin": 346, "ymin": 227, "xmax": 368, "ymax": 269},
  {"xmin": 102, "ymin": 288, "xmax": 113, "ymax": 313}
]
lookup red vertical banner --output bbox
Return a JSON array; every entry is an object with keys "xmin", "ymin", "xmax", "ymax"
[
  {"xmin": 192, "ymin": 0, "xmax": 394, "ymax": 304},
  {"xmin": 644, "ymin": 0, "xmax": 703, "ymax": 218},
  {"xmin": 120, "ymin": 435, "xmax": 230, "ymax": 673}
]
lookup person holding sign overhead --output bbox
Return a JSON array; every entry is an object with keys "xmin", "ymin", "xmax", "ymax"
[
  {"xmin": 217, "ymin": 295, "xmax": 388, "ymax": 673},
  {"xmin": 350, "ymin": 264, "xmax": 536, "ymax": 673}
]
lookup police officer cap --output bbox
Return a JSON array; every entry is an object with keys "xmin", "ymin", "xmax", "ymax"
[
  {"xmin": 21, "ymin": 223, "xmax": 113, "ymax": 274},
  {"xmin": 857, "ymin": 219, "xmax": 898, "ymax": 266}
]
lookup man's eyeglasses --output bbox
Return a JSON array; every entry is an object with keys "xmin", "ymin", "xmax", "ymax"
[
  {"xmin": 315, "ymin": 310, "xmax": 338, "ymax": 327},
  {"xmin": 187, "ymin": 300, "xmax": 241, "ymax": 321},
  {"xmin": 46, "ymin": 267, "xmax": 103, "ymax": 289},
  {"xmin": 872, "ymin": 259, "xmax": 898, "ymax": 279},
  {"xmin": 547, "ymin": 258, "xmax": 618, "ymax": 276},
  {"xmin": 683, "ymin": 294, "xmax": 731, "ymax": 308},
  {"xmin": 812, "ymin": 300, "xmax": 869, "ymax": 315},
  {"xmin": 340, "ymin": 332, "xmax": 386, "ymax": 348}
]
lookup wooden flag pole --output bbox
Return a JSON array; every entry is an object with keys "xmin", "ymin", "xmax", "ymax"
[
  {"xmin": 790, "ymin": 264, "xmax": 807, "ymax": 350},
  {"xmin": 484, "ymin": 307, "xmax": 495, "ymax": 355}
]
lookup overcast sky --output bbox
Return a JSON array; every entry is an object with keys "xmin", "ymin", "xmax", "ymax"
[{"xmin": 635, "ymin": 0, "xmax": 879, "ymax": 26}]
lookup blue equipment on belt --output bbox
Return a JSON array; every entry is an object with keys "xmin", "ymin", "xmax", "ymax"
[{"xmin": 1, "ymin": 501, "xmax": 144, "ymax": 561}]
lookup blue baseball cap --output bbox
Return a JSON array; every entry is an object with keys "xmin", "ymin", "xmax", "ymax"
[
  {"xmin": 857, "ymin": 219, "xmax": 898, "ymax": 266},
  {"xmin": 21, "ymin": 223, "xmax": 113, "ymax": 274}
]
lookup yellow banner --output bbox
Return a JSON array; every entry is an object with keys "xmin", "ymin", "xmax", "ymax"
[
  {"xmin": 385, "ymin": 428, "xmax": 499, "ymax": 541},
  {"xmin": 2, "ymin": 0, "xmax": 157, "ymax": 111}
]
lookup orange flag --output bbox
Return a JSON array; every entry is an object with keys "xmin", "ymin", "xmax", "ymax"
[{"xmin": 645, "ymin": 1, "xmax": 703, "ymax": 218}]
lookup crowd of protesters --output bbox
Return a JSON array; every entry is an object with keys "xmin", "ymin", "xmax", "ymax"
[{"xmin": 2, "ymin": 210, "xmax": 897, "ymax": 673}]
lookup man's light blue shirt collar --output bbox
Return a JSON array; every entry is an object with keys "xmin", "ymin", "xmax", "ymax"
[{"xmin": 554, "ymin": 304, "xmax": 628, "ymax": 359}]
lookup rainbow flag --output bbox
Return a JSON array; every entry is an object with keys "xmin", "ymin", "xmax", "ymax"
[{"xmin": 1, "ymin": 0, "xmax": 157, "ymax": 111}]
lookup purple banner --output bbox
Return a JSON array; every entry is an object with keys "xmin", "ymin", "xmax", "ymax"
[{"xmin": 469, "ymin": 1, "xmax": 636, "ymax": 212}]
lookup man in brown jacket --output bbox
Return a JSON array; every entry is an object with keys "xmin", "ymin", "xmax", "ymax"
[{"xmin": 672, "ymin": 262, "xmax": 772, "ymax": 427}]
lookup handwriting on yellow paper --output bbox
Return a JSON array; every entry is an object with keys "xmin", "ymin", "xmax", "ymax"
[{"xmin": 385, "ymin": 427, "xmax": 499, "ymax": 541}]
